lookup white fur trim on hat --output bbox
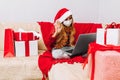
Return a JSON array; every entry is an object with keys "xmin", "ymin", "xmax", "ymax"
[{"xmin": 58, "ymin": 11, "xmax": 72, "ymax": 23}]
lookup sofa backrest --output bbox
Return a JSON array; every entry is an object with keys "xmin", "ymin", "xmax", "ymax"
[
  {"xmin": 0, "ymin": 22, "xmax": 47, "ymax": 51},
  {"xmin": 74, "ymin": 23, "xmax": 102, "ymax": 42},
  {"xmin": 38, "ymin": 22, "xmax": 103, "ymax": 50},
  {"xmin": 0, "ymin": 22, "xmax": 105, "ymax": 52}
]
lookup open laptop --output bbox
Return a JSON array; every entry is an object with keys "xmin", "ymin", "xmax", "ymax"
[{"xmin": 66, "ymin": 33, "xmax": 96, "ymax": 57}]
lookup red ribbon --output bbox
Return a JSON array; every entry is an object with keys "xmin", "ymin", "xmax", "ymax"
[
  {"xmin": 25, "ymin": 41, "xmax": 29, "ymax": 56},
  {"xmin": 104, "ymin": 29, "xmax": 107, "ymax": 45},
  {"xmin": 85, "ymin": 42, "xmax": 120, "ymax": 80}
]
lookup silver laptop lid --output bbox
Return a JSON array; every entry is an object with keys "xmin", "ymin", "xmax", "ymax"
[{"xmin": 71, "ymin": 33, "xmax": 96, "ymax": 57}]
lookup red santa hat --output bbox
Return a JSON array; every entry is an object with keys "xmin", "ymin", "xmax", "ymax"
[{"xmin": 54, "ymin": 8, "xmax": 72, "ymax": 23}]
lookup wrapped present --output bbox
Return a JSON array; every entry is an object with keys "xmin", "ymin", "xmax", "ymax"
[
  {"xmin": 107, "ymin": 29, "xmax": 120, "ymax": 45},
  {"xmin": 96, "ymin": 28, "xmax": 120, "ymax": 45},
  {"xmin": 86, "ymin": 42, "xmax": 120, "ymax": 80},
  {"xmin": 14, "ymin": 32, "xmax": 38, "ymax": 57},
  {"xmin": 4, "ymin": 28, "xmax": 15, "ymax": 57}
]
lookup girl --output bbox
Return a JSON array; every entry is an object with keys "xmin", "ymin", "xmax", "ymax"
[{"xmin": 51, "ymin": 8, "xmax": 76, "ymax": 59}]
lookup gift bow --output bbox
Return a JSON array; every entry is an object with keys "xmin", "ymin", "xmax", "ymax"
[
  {"xmin": 106, "ymin": 22, "xmax": 120, "ymax": 29},
  {"xmin": 83, "ymin": 42, "xmax": 120, "ymax": 80},
  {"xmin": 18, "ymin": 28, "xmax": 41, "ymax": 39}
]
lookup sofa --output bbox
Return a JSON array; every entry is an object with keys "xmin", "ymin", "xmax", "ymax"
[
  {"xmin": 0, "ymin": 22, "xmax": 47, "ymax": 80},
  {"xmin": 2, "ymin": 22, "xmax": 118, "ymax": 80},
  {"xmin": 0, "ymin": 22, "xmax": 99, "ymax": 80}
]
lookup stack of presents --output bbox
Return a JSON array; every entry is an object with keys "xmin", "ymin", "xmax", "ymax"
[
  {"xmin": 87, "ymin": 22, "xmax": 120, "ymax": 80},
  {"xmin": 4, "ymin": 28, "xmax": 40, "ymax": 57}
]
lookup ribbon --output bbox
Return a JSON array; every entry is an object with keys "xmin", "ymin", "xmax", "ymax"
[
  {"xmin": 104, "ymin": 29, "xmax": 107, "ymax": 45},
  {"xmin": 106, "ymin": 22, "xmax": 120, "ymax": 28},
  {"xmin": 85, "ymin": 42, "xmax": 120, "ymax": 80}
]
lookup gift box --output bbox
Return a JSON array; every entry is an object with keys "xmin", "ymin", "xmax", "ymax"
[
  {"xmin": 96, "ymin": 28, "xmax": 120, "ymax": 45},
  {"xmin": 4, "ymin": 28, "xmax": 15, "ymax": 57},
  {"xmin": 14, "ymin": 32, "xmax": 38, "ymax": 57}
]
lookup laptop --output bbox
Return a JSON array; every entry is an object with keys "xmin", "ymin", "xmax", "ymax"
[{"xmin": 66, "ymin": 33, "xmax": 96, "ymax": 57}]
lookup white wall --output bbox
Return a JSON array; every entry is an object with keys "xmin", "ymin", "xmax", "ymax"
[
  {"xmin": 98, "ymin": 0, "xmax": 120, "ymax": 23},
  {"xmin": 0, "ymin": 0, "xmax": 99, "ymax": 23},
  {"xmin": 1, "ymin": 0, "xmax": 120, "ymax": 23}
]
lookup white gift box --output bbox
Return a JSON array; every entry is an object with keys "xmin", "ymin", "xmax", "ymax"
[
  {"xmin": 96, "ymin": 28, "xmax": 120, "ymax": 45},
  {"xmin": 15, "ymin": 40, "xmax": 38, "ymax": 57},
  {"xmin": 29, "ymin": 40, "xmax": 38, "ymax": 56},
  {"xmin": 96, "ymin": 29, "xmax": 105, "ymax": 45},
  {"xmin": 15, "ymin": 41, "xmax": 25, "ymax": 57}
]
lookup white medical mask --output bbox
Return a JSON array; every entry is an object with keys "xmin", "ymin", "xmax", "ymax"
[{"xmin": 63, "ymin": 19, "xmax": 72, "ymax": 27}]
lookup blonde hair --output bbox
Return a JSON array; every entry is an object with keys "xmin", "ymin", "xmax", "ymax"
[{"xmin": 54, "ymin": 23, "xmax": 76, "ymax": 49}]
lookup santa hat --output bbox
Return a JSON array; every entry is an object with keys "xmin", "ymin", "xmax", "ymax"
[{"xmin": 54, "ymin": 8, "xmax": 72, "ymax": 23}]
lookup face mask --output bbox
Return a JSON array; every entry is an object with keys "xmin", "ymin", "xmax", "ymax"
[{"xmin": 63, "ymin": 19, "xmax": 72, "ymax": 27}]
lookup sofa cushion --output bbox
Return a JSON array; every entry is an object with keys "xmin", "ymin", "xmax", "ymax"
[
  {"xmin": 0, "ymin": 51, "xmax": 43, "ymax": 80},
  {"xmin": 48, "ymin": 63, "xmax": 89, "ymax": 80},
  {"xmin": 94, "ymin": 51, "xmax": 120, "ymax": 80}
]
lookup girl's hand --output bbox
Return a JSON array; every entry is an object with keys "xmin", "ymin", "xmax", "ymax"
[{"xmin": 52, "ymin": 20, "xmax": 62, "ymax": 37}]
